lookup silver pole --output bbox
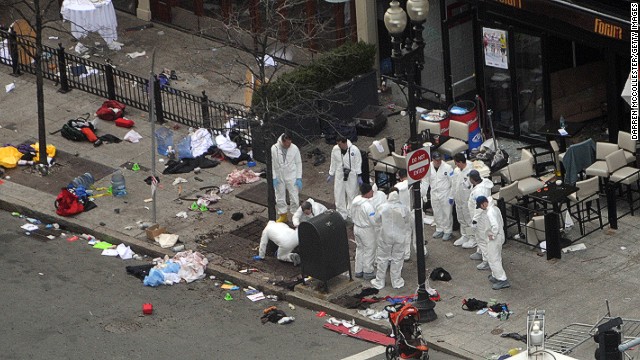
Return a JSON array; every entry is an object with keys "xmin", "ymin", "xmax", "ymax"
[{"xmin": 149, "ymin": 48, "xmax": 157, "ymax": 224}]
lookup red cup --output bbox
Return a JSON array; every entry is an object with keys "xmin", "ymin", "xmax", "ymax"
[{"xmin": 143, "ymin": 303, "xmax": 153, "ymax": 315}]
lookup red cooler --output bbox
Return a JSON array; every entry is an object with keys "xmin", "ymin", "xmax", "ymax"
[
  {"xmin": 449, "ymin": 101, "xmax": 482, "ymax": 150},
  {"xmin": 420, "ymin": 110, "xmax": 450, "ymax": 136}
]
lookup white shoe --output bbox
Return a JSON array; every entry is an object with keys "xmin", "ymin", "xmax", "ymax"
[
  {"xmin": 469, "ymin": 252, "xmax": 483, "ymax": 261},
  {"xmin": 462, "ymin": 239, "xmax": 477, "ymax": 249},
  {"xmin": 453, "ymin": 236, "xmax": 467, "ymax": 246},
  {"xmin": 476, "ymin": 261, "xmax": 490, "ymax": 270}
]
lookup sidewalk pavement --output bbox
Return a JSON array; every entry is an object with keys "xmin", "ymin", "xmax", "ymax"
[{"xmin": 2, "ymin": 13, "xmax": 640, "ymax": 360}]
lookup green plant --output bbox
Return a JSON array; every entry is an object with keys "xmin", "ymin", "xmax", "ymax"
[{"xmin": 253, "ymin": 41, "xmax": 376, "ymax": 118}]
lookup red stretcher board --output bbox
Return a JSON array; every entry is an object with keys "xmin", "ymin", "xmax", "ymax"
[{"xmin": 323, "ymin": 323, "xmax": 395, "ymax": 346}]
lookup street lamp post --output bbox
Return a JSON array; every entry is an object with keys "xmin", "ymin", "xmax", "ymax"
[{"xmin": 384, "ymin": 0, "xmax": 437, "ymax": 323}]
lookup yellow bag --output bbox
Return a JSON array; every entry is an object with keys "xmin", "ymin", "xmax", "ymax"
[
  {"xmin": 0, "ymin": 146, "xmax": 24, "ymax": 168},
  {"xmin": 30, "ymin": 143, "xmax": 56, "ymax": 162}
]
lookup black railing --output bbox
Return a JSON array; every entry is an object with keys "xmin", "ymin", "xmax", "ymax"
[{"xmin": 0, "ymin": 29, "xmax": 253, "ymax": 144}]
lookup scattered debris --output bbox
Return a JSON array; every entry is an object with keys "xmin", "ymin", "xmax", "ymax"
[{"xmin": 126, "ymin": 51, "xmax": 146, "ymax": 59}]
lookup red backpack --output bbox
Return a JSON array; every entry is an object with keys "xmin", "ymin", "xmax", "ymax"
[
  {"xmin": 54, "ymin": 188, "xmax": 85, "ymax": 216},
  {"xmin": 96, "ymin": 100, "xmax": 126, "ymax": 121}
]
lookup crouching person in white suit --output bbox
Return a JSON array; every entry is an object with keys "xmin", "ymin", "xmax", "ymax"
[{"xmin": 258, "ymin": 221, "xmax": 301, "ymax": 266}]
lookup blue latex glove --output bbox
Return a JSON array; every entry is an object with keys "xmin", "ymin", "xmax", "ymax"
[
  {"xmin": 295, "ymin": 178, "xmax": 303, "ymax": 189},
  {"xmin": 357, "ymin": 176, "xmax": 363, "ymax": 186},
  {"xmin": 326, "ymin": 175, "xmax": 334, "ymax": 183},
  {"xmin": 273, "ymin": 178, "xmax": 279, "ymax": 187},
  {"xmin": 253, "ymin": 255, "xmax": 264, "ymax": 261},
  {"xmin": 448, "ymin": 198, "xmax": 454, "ymax": 205}
]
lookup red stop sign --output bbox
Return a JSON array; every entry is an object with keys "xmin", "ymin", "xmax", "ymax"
[{"xmin": 406, "ymin": 148, "xmax": 430, "ymax": 184}]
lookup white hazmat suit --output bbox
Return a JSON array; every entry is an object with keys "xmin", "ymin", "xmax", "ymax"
[
  {"xmin": 396, "ymin": 179, "xmax": 415, "ymax": 260},
  {"xmin": 467, "ymin": 178, "xmax": 494, "ymax": 254},
  {"xmin": 421, "ymin": 161, "xmax": 454, "ymax": 236},
  {"xmin": 258, "ymin": 221, "xmax": 300, "ymax": 265},
  {"xmin": 271, "ymin": 134, "xmax": 302, "ymax": 215},
  {"xmin": 292, "ymin": 198, "xmax": 328, "ymax": 227},
  {"xmin": 475, "ymin": 198, "xmax": 507, "ymax": 281},
  {"xmin": 329, "ymin": 141, "xmax": 362, "ymax": 219},
  {"xmin": 350, "ymin": 195, "xmax": 378, "ymax": 276},
  {"xmin": 371, "ymin": 192, "xmax": 410, "ymax": 289},
  {"xmin": 451, "ymin": 161, "xmax": 473, "ymax": 245}
]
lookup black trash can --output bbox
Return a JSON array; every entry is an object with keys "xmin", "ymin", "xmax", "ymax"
[{"xmin": 298, "ymin": 211, "xmax": 352, "ymax": 291}]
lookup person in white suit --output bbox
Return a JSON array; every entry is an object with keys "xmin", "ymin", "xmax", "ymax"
[
  {"xmin": 421, "ymin": 151, "xmax": 453, "ymax": 240},
  {"xmin": 475, "ymin": 196, "xmax": 510, "ymax": 290},
  {"xmin": 257, "ymin": 221, "xmax": 301, "ymax": 266},
  {"xmin": 451, "ymin": 153, "xmax": 474, "ymax": 246},
  {"xmin": 350, "ymin": 183, "xmax": 378, "ymax": 280},
  {"xmin": 371, "ymin": 190, "xmax": 410, "ymax": 289},
  {"xmin": 327, "ymin": 136, "xmax": 362, "ymax": 220},
  {"xmin": 271, "ymin": 133, "xmax": 302, "ymax": 223},
  {"xmin": 292, "ymin": 198, "xmax": 328, "ymax": 227}
]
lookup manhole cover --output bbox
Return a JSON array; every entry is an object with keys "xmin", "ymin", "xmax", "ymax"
[
  {"xmin": 230, "ymin": 218, "xmax": 268, "ymax": 240},
  {"xmin": 491, "ymin": 328, "xmax": 504, "ymax": 335}
]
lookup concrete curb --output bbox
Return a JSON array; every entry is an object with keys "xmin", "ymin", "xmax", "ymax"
[{"xmin": 0, "ymin": 197, "xmax": 481, "ymax": 359}]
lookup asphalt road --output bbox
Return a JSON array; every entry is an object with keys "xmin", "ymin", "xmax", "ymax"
[{"xmin": 0, "ymin": 210, "xmax": 461, "ymax": 360}]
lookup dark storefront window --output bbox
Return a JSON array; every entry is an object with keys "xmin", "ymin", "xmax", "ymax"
[
  {"xmin": 112, "ymin": 0, "xmax": 138, "ymax": 15},
  {"xmin": 514, "ymin": 32, "xmax": 544, "ymax": 139}
]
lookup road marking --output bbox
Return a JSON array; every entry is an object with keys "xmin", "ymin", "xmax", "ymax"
[{"xmin": 341, "ymin": 346, "xmax": 386, "ymax": 360}]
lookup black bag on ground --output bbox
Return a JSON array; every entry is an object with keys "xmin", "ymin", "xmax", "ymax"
[
  {"xmin": 61, "ymin": 115, "xmax": 94, "ymax": 142},
  {"xmin": 462, "ymin": 298, "xmax": 488, "ymax": 311}
]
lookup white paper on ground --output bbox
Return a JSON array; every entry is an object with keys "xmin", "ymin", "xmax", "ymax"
[
  {"xmin": 101, "ymin": 249, "xmax": 119, "ymax": 256},
  {"xmin": 123, "ymin": 130, "xmax": 143, "ymax": 143},
  {"xmin": 247, "ymin": 292, "xmax": 266, "ymax": 302},
  {"xmin": 558, "ymin": 128, "xmax": 569, "ymax": 136},
  {"xmin": 562, "ymin": 243, "xmax": 586, "ymax": 253},
  {"xmin": 20, "ymin": 224, "xmax": 39, "ymax": 231},
  {"xmin": 156, "ymin": 233, "xmax": 179, "ymax": 248},
  {"xmin": 116, "ymin": 243, "xmax": 133, "ymax": 260},
  {"xmin": 5, "ymin": 82, "xmax": 15, "ymax": 93}
]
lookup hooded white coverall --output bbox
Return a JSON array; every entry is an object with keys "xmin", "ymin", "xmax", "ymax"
[
  {"xmin": 259, "ymin": 221, "xmax": 299, "ymax": 264},
  {"xmin": 271, "ymin": 134, "xmax": 302, "ymax": 215},
  {"xmin": 396, "ymin": 179, "xmax": 416, "ymax": 259},
  {"xmin": 421, "ymin": 161, "xmax": 454, "ymax": 235},
  {"xmin": 329, "ymin": 141, "xmax": 362, "ymax": 219},
  {"xmin": 468, "ymin": 178, "xmax": 494, "ymax": 257},
  {"xmin": 291, "ymin": 198, "xmax": 328, "ymax": 227},
  {"xmin": 452, "ymin": 161, "xmax": 474, "ymax": 242},
  {"xmin": 351, "ymin": 195, "xmax": 378, "ymax": 275},
  {"xmin": 478, "ymin": 201, "xmax": 507, "ymax": 281},
  {"xmin": 371, "ymin": 192, "xmax": 410, "ymax": 289}
]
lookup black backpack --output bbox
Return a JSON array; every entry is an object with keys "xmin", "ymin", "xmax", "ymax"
[{"xmin": 61, "ymin": 115, "xmax": 93, "ymax": 142}]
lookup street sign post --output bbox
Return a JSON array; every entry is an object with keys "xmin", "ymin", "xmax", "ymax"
[{"xmin": 406, "ymin": 147, "xmax": 431, "ymax": 185}]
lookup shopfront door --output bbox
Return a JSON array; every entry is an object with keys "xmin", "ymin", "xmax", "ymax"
[
  {"xmin": 514, "ymin": 32, "xmax": 544, "ymax": 139},
  {"xmin": 442, "ymin": 4, "xmax": 476, "ymax": 104}
]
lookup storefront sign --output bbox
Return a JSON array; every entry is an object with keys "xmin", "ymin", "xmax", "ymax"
[
  {"xmin": 594, "ymin": 18, "xmax": 623, "ymax": 40},
  {"xmin": 482, "ymin": 27, "xmax": 508, "ymax": 69},
  {"xmin": 487, "ymin": 0, "xmax": 630, "ymax": 42}
]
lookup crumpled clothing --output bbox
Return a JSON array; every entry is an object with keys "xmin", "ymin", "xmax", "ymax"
[
  {"xmin": 219, "ymin": 184, "xmax": 234, "ymax": 194},
  {"xmin": 162, "ymin": 156, "xmax": 219, "ymax": 174},
  {"xmin": 191, "ymin": 128, "xmax": 214, "ymax": 157},
  {"xmin": 143, "ymin": 260, "xmax": 181, "ymax": 287},
  {"xmin": 173, "ymin": 250, "xmax": 208, "ymax": 283},
  {"xmin": 30, "ymin": 143, "xmax": 56, "ymax": 162},
  {"xmin": 0, "ymin": 146, "xmax": 24, "ymax": 168},
  {"xmin": 196, "ymin": 193, "xmax": 221, "ymax": 206},
  {"xmin": 215, "ymin": 132, "xmax": 241, "ymax": 159},
  {"xmin": 226, "ymin": 169, "xmax": 261, "ymax": 187}
]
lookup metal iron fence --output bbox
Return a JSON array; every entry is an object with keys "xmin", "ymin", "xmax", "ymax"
[{"xmin": 0, "ymin": 29, "xmax": 254, "ymax": 144}]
